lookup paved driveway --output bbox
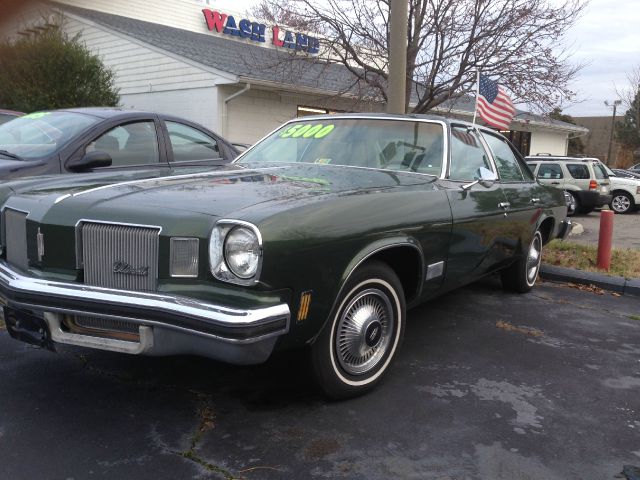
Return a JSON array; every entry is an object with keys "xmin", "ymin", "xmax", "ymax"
[
  {"xmin": 1, "ymin": 278, "xmax": 639, "ymax": 480},
  {"xmin": 570, "ymin": 211, "xmax": 640, "ymax": 250}
]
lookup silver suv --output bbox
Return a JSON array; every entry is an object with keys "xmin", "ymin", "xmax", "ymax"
[{"xmin": 526, "ymin": 155, "xmax": 611, "ymax": 215}]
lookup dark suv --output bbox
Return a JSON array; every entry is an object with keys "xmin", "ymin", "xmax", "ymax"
[{"xmin": 526, "ymin": 155, "xmax": 612, "ymax": 215}]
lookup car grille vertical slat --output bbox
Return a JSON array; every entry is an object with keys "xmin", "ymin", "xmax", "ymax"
[
  {"xmin": 5, "ymin": 209, "xmax": 29, "ymax": 271},
  {"xmin": 81, "ymin": 222, "xmax": 159, "ymax": 292}
]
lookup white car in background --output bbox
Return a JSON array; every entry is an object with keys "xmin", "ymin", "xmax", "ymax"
[{"xmin": 603, "ymin": 164, "xmax": 640, "ymax": 214}]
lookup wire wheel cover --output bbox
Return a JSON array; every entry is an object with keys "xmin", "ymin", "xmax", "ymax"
[
  {"xmin": 526, "ymin": 234, "xmax": 542, "ymax": 285},
  {"xmin": 335, "ymin": 288, "xmax": 395, "ymax": 375}
]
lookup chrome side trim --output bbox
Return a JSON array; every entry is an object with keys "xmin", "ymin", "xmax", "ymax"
[{"xmin": 0, "ymin": 260, "xmax": 290, "ymax": 345}]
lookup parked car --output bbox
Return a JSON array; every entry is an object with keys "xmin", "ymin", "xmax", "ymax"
[
  {"xmin": 601, "ymin": 165, "xmax": 640, "ymax": 213},
  {"xmin": 0, "ymin": 114, "xmax": 570, "ymax": 398},
  {"xmin": 525, "ymin": 155, "xmax": 611, "ymax": 215},
  {"xmin": 613, "ymin": 168, "xmax": 640, "ymax": 179},
  {"xmin": 0, "ymin": 108, "xmax": 239, "ymax": 180},
  {"xmin": 0, "ymin": 109, "xmax": 24, "ymax": 125}
]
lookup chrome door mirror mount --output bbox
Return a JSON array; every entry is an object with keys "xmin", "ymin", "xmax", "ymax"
[{"xmin": 461, "ymin": 167, "xmax": 498, "ymax": 190}]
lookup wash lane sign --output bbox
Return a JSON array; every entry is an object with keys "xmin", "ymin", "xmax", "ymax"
[{"xmin": 202, "ymin": 9, "xmax": 320, "ymax": 54}]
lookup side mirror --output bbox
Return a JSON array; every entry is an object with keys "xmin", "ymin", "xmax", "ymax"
[
  {"xmin": 461, "ymin": 167, "xmax": 498, "ymax": 190},
  {"xmin": 477, "ymin": 167, "xmax": 498, "ymax": 187},
  {"xmin": 67, "ymin": 151, "xmax": 113, "ymax": 172}
]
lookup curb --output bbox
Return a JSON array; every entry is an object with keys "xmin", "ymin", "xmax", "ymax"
[{"xmin": 540, "ymin": 264, "xmax": 640, "ymax": 297}]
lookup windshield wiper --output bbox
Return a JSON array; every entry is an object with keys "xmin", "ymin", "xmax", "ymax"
[{"xmin": 0, "ymin": 150, "xmax": 23, "ymax": 161}]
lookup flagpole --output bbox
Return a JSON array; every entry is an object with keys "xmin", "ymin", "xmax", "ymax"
[{"xmin": 472, "ymin": 71, "xmax": 480, "ymax": 126}]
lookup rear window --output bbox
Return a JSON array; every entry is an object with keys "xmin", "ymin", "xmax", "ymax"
[
  {"xmin": 593, "ymin": 162, "xmax": 608, "ymax": 179},
  {"xmin": 566, "ymin": 164, "xmax": 589, "ymax": 179}
]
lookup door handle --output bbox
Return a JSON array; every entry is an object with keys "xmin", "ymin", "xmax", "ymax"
[
  {"xmin": 498, "ymin": 202, "xmax": 510, "ymax": 209},
  {"xmin": 551, "ymin": 181, "xmax": 560, "ymax": 185}
]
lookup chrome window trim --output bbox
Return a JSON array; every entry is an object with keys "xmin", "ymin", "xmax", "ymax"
[
  {"xmin": 234, "ymin": 115, "xmax": 450, "ymax": 180},
  {"xmin": 74, "ymin": 219, "xmax": 162, "ymax": 269},
  {"xmin": 209, "ymin": 219, "xmax": 263, "ymax": 286}
]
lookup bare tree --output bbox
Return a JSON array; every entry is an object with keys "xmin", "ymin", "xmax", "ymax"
[
  {"xmin": 615, "ymin": 65, "xmax": 640, "ymax": 158},
  {"xmin": 252, "ymin": 0, "xmax": 585, "ymax": 113}
]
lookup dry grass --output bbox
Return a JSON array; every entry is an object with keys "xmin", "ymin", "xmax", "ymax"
[{"xmin": 543, "ymin": 240, "xmax": 640, "ymax": 279}]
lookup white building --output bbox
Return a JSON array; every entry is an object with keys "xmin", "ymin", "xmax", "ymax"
[{"xmin": 2, "ymin": 0, "xmax": 587, "ymax": 152}]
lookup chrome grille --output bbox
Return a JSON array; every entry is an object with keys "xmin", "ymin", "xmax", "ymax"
[
  {"xmin": 74, "ymin": 316, "xmax": 140, "ymax": 334},
  {"xmin": 5, "ymin": 209, "xmax": 28, "ymax": 271},
  {"xmin": 81, "ymin": 222, "xmax": 160, "ymax": 292}
]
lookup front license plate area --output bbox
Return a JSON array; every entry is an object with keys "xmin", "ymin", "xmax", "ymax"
[{"xmin": 4, "ymin": 306, "xmax": 55, "ymax": 351}]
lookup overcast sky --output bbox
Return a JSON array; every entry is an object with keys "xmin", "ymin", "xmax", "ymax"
[
  {"xmin": 211, "ymin": 0, "xmax": 639, "ymax": 118},
  {"xmin": 560, "ymin": 0, "xmax": 640, "ymax": 117}
]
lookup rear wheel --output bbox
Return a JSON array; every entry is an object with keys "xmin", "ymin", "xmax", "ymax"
[
  {"xmin": 311, "ymin": 260, "xmax": 405, "ymax": 399},
  {"xmin": 565, "ymin": 191, "xmax": 577, "ymax": 217},
  {"xmin": 501, "ymin": 230, "xmax": 543, "ymax": 293},
  {"xmin": 610, "ymin": 191, "xmax": 634, "ymax": 214}
]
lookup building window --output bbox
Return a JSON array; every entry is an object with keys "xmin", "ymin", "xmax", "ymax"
[
  {"xmin": 502, "ymin": 130, "xmax": 531, "ymax": 156},
  {"xmin": 297, "ymin": 106, "xmax": 343, "ymax": 117}
]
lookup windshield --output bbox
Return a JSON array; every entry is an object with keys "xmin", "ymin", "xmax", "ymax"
[
  {"xmin": 238, "ymin": 118, "xmax": 445, "ymax": 175},
  {"xmin": 0, "ymin": 111, "xmax": 100, "ymax": 159}
]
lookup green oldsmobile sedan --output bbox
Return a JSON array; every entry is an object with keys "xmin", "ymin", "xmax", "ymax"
[{"xmin": 0, "ymin": 114, "xmax": 570, "ymax": 398}]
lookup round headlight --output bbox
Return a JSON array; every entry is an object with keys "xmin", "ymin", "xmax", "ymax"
[{"xmin": 224, "ymin": 226, "xmax": 260, "ymax": 279}]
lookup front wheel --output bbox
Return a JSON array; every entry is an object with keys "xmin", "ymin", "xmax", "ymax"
[
  {"xmin": 610, "ymin": 191, "xmax": 634, "ymax": 214},
  {"xmin": 501, "ymin": 230, "xmax": 543, "ymax": 293},
  {"xmin": 311, "ymin": 260, "xmax": 406, "ymax": 399}
]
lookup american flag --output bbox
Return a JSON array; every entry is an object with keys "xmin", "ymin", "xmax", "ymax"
[
  {"xmin": 452, "ymin": 128, "xmax": 478, "ymax": 147},
  {"xmin": 476, "ymin": 74, "xmax": 515, "ymax": 130}
]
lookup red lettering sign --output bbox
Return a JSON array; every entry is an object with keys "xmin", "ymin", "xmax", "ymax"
[{"xmin": 202, "ymin": 9, "xmax": 227, "ymax": 33}]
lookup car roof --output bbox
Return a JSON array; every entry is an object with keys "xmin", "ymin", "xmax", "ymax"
[
  {"xmin": 0, "ymin": 109, "xmax": 24, "ymax": 116},
  {"xmin": 58, "ymin": 107, "xmax": 160, "ymax": 119},
  {"xmin": 525, "ymin": 155, "xmax": 602, "ymax": 162}
]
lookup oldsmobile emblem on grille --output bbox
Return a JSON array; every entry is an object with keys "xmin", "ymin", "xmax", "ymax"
[{"xmin": 112, "ymin": 261, "xmax": 149, "ymax": 276}]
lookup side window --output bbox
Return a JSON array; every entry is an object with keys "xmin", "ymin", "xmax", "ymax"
[
  {"xmin": 166, "ymin": 121, "xmax": 220, "ymax": 162},
  {"xmin": 86, "ymin": 121, "xmax": 159, "ymax": 166},
  {"xmin": 482, "ymin": 132, "xmax": 525, "ymax": 181},
  {"xmin": 537, "ymin": 164, "xmax": 563, "ymax": 179},
  {"xmin": 448, "ymin": 126, "xmax": 492, "ymax": 181},
  {"xmin": 593, "ymin": 162, "xmax": 608, "ymax": 179},
  {"xmin": 566, "ymin": 164, "xmax": 589, "ymax": 179}
]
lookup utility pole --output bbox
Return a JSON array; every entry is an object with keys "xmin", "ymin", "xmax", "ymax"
[
  {"xmin": 387, "ymin": 0, "xmax": 408, "ymax": 114},
  {"xmin": 605, "ymin": 99, "xmax": 621, "ymax": 166}
]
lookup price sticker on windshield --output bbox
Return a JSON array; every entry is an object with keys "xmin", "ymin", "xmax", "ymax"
[
  {"xmin": 279, "ymin": 123, "xmax": 335, "ymax": 139},
  {"xmin": 23, "ymin": 112, "xmax": 51, "ymax": 119}
]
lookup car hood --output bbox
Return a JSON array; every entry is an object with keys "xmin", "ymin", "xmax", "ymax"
[{"xmin": 2, "ymin": 162, "xmax": 436, "ymax": 223}]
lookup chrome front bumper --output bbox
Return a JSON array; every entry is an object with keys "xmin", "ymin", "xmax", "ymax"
[{"xmin": 0, "ymin": 261, "xmax": 290, "ymax": 364}]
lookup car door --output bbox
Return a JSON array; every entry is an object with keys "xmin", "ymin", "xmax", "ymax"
[
  {"xmin": 535, "ymin": 162, "xmax": 565, "ymax": 190},
  {"xmin": 161, "ymin": 119, "xmax": 235, "ymax": 167},
  {"xmin": 481, "ymin": 131, "xmax": 538, "ymax": 256},
  {"xmin": 441, "ymin": 125, "xmax": 511, "ymax": 290},
  {"xmin": 63, "ymin": 116, "xmax": 170, "ymax": 173}
]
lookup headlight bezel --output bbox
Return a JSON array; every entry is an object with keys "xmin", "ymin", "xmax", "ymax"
[{"xmin": 209, "ymin": 219, "xmax": 263, "ymax": 286}]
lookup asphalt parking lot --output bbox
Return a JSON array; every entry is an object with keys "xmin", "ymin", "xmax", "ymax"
[
  {"xmin": 570, "ymin": 210, "xmax": 640, "ymax": 250},
  {"xmin": 1, "ymin": 277, "xmax": 639, "ymax": 480}
]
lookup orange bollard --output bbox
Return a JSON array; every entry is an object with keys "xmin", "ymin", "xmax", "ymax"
[{"xmin": 597, "ymin": 210, "xmax": 614, "ymax": 270}]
